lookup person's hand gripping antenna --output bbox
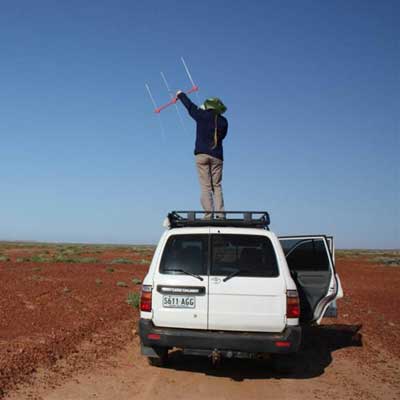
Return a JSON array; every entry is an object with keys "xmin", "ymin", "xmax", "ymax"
[
  {"xmin": 145, "ymin": 57, "xmax": 199, "ymax": 115},
  {"xmin": 154, "ymin": 85, "xmax": 198, "ymax": 114}
]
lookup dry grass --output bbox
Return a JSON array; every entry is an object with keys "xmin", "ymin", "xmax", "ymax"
[{"xmin": 337, "ymin": 249, "xmax": 400, "ymax": 267}]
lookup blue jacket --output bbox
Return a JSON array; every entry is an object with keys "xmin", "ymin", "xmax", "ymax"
[{"xmin": 178, "ymin": 93, "xmax": 228, "ymax": 161}]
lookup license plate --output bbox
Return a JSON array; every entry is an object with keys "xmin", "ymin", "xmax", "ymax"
[{"xmin": 162, "ymin": 295, "xmax": 195, "ymax": 309}]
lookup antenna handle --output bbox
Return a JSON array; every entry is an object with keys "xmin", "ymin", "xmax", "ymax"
[{"xmin": 154, "ymin": 86, "xmax": 199, "ymax": 113}]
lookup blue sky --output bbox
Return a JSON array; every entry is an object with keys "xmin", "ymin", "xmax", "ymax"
[{"xmin": 0, "ymin": 0, "xmax": 398, "ymax": 248}]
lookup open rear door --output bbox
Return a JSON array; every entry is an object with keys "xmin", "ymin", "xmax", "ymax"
[
  {"xmin": 324, "ymin": 236, "xmax": 343, "ymax": 317},
  {"xmin": 278, "ymin": 235, "xmax": 341, "ymax": 324}
]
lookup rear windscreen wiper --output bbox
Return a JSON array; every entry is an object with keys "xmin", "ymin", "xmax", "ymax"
[
  {"xmin": 164, "ymin": 268, "xmax": 204, "ymax": 281},
  {"xmin": 223, "ymin": 269, "xmax": 249, "ymax": 282}
]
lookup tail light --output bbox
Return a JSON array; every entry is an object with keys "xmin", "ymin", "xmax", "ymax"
[
  {"xmin": 275, "ymin": 341, "xmax": 291, "ymax": 348},
  {"xmin": 286, "ymin": 290, "xmax": 300, "ymax": 318},
  {"xmin": 140, "ymin": 285, "xmax": 152, "ymax": 312}
]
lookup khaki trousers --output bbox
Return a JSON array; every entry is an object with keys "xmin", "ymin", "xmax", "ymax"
[{"xmin": 195, "ymin": 154, "xmax": 225, "ymax": 218}]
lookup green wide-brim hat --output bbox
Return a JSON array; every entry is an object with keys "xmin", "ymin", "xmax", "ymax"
[{"xmin": 203, "ymin": 97, "xmax": 227, "ymax": 114}]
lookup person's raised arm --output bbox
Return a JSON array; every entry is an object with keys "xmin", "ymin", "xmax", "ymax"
[{"xmin": 176, "ymin": 91, "xmax": 205, "ymax": 121}]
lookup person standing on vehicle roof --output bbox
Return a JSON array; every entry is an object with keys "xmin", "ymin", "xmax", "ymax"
[{"xmin": 176, "ymin": 91, "xmax": 228, "ymax": 219}]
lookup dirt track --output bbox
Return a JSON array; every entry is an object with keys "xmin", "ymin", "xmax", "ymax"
[
  {"xmin": 1, "ymin": 245, "xmax": 399, "ymax": 399},
  {"xmin": 7, "ymin": 325, "xmax": 398, "ymax": 400}
]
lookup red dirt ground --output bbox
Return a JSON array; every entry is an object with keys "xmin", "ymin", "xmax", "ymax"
[
  {"xmin": 332, "ymin": 256, "xmax": 400, "ymax": 359},
  {"xmin": 0, "ymin": 245, "xmax": 151, "ymax": 397},
  {"xmin": 0, "ymin": 247, "xmax": 399, "ymax": 399}
]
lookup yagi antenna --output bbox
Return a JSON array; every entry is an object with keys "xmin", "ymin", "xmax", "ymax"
[
  {"xmin": 145, "ymin": 83, "xmax": 158, "ymax": 110},
  {"xmin": 145, "ymin": 58, "xmax": 199, "ymax": 114},
  {"xmin": 181, "ymin": 56, "xmax": 200, "ymax": 103},
  {"xmin": 160, "ymin": 71, "xmax": 187, "ymax": 133},
  {"xmin": 145, "ymin": 83, "xmax": 166, "ymax": 140},
  {"xmin": 154, "ymin": 85, "xmax": 198, "ymax": 114}
]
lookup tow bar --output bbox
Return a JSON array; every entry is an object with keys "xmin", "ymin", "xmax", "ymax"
[{"xmin": 210, "ymin": 349, "xmax": 222, "ymax": 366}]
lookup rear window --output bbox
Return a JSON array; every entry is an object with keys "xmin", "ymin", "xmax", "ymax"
[
  {"xmin": 160, "ymin": 235, "xmax": 208, "ymax": 276},
  {"xmin": 280, "ymin": 238, "xmax": 330, "ymax": 271},
  {"xmin": 211, "ymin": 235, "xmax": 279, "ymax": 277}
]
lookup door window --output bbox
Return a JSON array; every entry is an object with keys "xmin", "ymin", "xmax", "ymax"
[
  {"xmin": 159, "ymin": 235, "xmax": 208, "ymax": 276},
  {"xmin": 281, "ymin": 239, "xmax": 330, "ymax": 271},
  {"xmin": 211, "ymin": 235, "xmax": 279, "ymax": 277}
]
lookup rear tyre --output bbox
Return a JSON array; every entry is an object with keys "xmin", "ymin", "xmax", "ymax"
[{"xmin": 147, "ymin": 347, "xmax": 168, "ymax": 367}]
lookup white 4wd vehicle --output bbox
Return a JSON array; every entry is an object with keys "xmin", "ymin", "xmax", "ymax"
[{"xmin": 139, "ymin": 211, "xmax": 343, "ymax": 366}]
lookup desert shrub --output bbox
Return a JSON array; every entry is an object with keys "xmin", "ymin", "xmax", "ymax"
[
  {"xmin": 337, "ymin": 250, "xmax": 400, "ymax": 260},
  {"xmin": 60, "ymin": 248, "xmax": 80, "ymax": 256},
  {"xmin": 132, "ymin": 278, "xmax": 142, "ymax": 285},
  {"xmin": 84, "ymin": 248, "xmax": 105, "ymax": 254},
  {"xmin": 30, "ymin": 254, "xmax": 51, "ymax": 263},
  {"xmin": 54, "ymin": 255, "xmax": 77, "ymax": 263},
  {"xmin": 110, "ymin": 258, "xmax": 134, "ymax": 265},
  {"xmin": 126, "ymin": 292, "xmax": 140, "ymax": 308},
  {"xmin": 79, "ymin": 257, "xmax": 99, "ymax": 263},
  {"xmin": 336, "ymin": 250, "xmax": 370, "ymax": 258},
  {"xmin": 371, "ymin": 256, "xmax": 400, "ymax": 267},
  {"xmin": 105, "ymin": 267, "xmax": 114, "ymax": 273},
  {"xmin": 0, "ymin": 255, "xmax": 10, "ymax": 262},
  {"xmin": 137, "ymin": 258, "xmax": 150, "ymax": 265},
  {"xmin": 95, "ymin": 278, "xmax": 102, "ymax": 286},
  {"xmin": 116, "ymin": 281, "xmax": 128, "ymax": 288},
  {"xmin": 131, "ymin": 246, "xmax": 156, "ymax": 254},
  {"xmin": 52, "ymin": 254, "xmax": 98, "ymax": 263}
]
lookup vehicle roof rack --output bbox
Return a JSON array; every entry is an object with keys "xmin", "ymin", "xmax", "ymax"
[{"xmin": 167, "ymin": 211, "xmax": 270, "ymax": 229}]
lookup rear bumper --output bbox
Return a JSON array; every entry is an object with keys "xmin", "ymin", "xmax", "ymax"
[{"xmin": 139, "ymin": 319, "xmax": 301, "ymax": 354}]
